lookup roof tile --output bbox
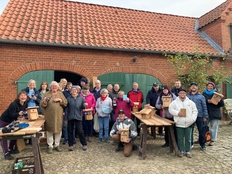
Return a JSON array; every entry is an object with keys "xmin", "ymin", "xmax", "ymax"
[{"xmin": 0, "ymin": 0, "xmax": 224, "ymax": 55}]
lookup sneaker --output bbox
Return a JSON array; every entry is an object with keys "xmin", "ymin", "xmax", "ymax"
[
  {"xmin": 201, "ymin": 147, "xmax": 206, "ymax": 151},
  {"xmin": 209, "ymin": 141, "xmax": 214, "ymax": 146},
  {"xmin": 8, "ymin": 149, "xmax": 19, "ymax": 154},
  {"xmin": 186, "ymin": 154, "xmax": 192, "ymax": 158},
  {"xmin": 47, "ymin": 147, "xmax": 53, "ymax": 154},
  {"xmin": 82, "ymin": 145, "xmax": 87, "ymax": 151},
  {"xmin": 4, "ymin": 153, "xmax": 14, "ymax": 160},
  {"xmin": 178, "ymin": 153, "xmax": 184, "ymax": 158},
  {"xmin": 105, "ymin": 139, "xmax": 110, "ymax": 143},
  {"xmin": 69, "ymin": 146, "xmax": 73, "ymax": 151},
  {"xmin": 98, "ymin": 139, "xmax": 102, "ymax": 143},
  {"xmin": 161, "ymin": 143, "xmax": 169, "ymax": 148},
  {"xmin": 54, "ymin": 146, "xmax": 61, "ymax": 152},
  {"xmin": 63, "ymin": 139, "xmax": 68, "ymax": 145}
]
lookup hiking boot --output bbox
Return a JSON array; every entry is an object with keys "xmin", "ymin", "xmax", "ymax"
[
  {"xmin": 4, "ymin": 153, "xmax": 14, "ymax": 160},
  {"xmin": 115, "ymin": 143, "xmax": 124, "ymax": 152},
  {"xmin": 54, "ymin": 146, "xmax": 61, "ymax": 152},
  {"xmin": 9, "ymin": 149, "xmax": 19, "ymax": 154},
  {"xmin": 69, "ymin": 146, "xmax": 73, "ymax": 151},
  {"xmin": 47, "ymin": 147, "xmax": 53, "ymax": 154},
  {"xmin": 105, "ymin": 139, "xmax": 110, "ymax": 143},
  {"xmin": 161, "ymin": 143, "xmax": 169, "ymax": 148},
  {"xmin": 82, "ymin": 145, "xmax": 87, "ymax": 151},
  {"xmin": 201, "ymin": 147, "xmax": 206, "ymax": 151}
]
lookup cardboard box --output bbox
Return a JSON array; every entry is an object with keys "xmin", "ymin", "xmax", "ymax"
[
  {"xmin": 12, "ymin": 156, "xmax": 35, "ymax": 174},
  {"xmin": 26, "ymin": 106, "xmax": 39, "ymax": 121},
  {"xmin": 162, "ymin": 96, "xmax": 171, "ymax": 108},
  {"xmin": 120, "ymin": 128, "xmax": 129, "ymax": 142},
  {"xmin": 211, "ymin": 92, "xmax": 224, "ymax": 105}
]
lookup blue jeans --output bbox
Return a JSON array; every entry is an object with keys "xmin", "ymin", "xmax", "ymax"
[
  {"xmin": 82, "ymin": 118, "xmax": 93, "ymax": 137},
  {"xmin": 62, "ymin": 120, "xmax": 68, "ymax": 141},
  {"xmin": 98, "ymin": 117, "xmax": 109, "ymax": 140},
  {"xmin": 208, "ymin": 119, "xmax": 219, "ymax": 142}
]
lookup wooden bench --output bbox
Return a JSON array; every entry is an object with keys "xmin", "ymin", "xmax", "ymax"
[{"xmin": 133, "ymin": 113, "xmax": 179, "ymax": 159}]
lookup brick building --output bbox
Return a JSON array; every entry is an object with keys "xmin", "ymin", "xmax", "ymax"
[{"xmin": 0, "ymin": 0, "xmax": 232, "ymax": 114}]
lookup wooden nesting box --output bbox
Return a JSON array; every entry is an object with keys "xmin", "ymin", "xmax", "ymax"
[
  {"xmin": 120, "ymin": 128, "xmax": 129, "ymax": 142},
  {"xmin": 139, "ymin": 107, "xmax": 155, "ymax": 119},
  {"xmin": 180, "ymin": 108, "xmax": 186, "ymax": 117},
  {"xmin": 84, "ymin": 108, "xmax": 93, "ymax": 120},
  {"xmin": 211, "ymin": 92, "xmax": 224, "ymax": 105},
  {"xmin": 162, "ymin": 96, "xmax": 172, "ymax": 108},
  {"xmin": 132, "ymin": 102, "xmax": 139, "ymax": 113},
  {"xmin": 26, "ymin": 106, "xmax": 39, "ymax": 121}
]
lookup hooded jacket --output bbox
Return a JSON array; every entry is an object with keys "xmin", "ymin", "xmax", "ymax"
[
  {"xmin": 80, "ymin": 91, "xmax": 96, "ymax": 115},
  {"xmin": 169, "ymin": 96, "xmax": 198, "ymax": 128},
  {"xmin": 110, "ymin": 116, "xmax": 137, "ymax": 141}
]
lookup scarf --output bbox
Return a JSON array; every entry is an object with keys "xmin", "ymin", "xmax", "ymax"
[
  {"xmin": 203, "ymin": 89, "xmax": 215, "ymax": 96},
  {"xmin": 101, "ymin": 96, "xmax": 107, "ymax": 101}
]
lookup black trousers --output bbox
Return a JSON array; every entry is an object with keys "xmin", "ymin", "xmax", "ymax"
[{"xmin": 68, "ymin": 119, "xmax": 87, "ymax": 147}]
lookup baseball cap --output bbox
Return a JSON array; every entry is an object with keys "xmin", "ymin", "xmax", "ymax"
[
  {"xmin": 178, "ymin": 88, "xmax": 187, "ymax": 93},
  {"xmin": 190, "ymin": 82, "xmax": 198, "ymax": 86},
  {"xmin": 153, "ymin": 82, "xmax": 158, "ymax": 87},
  {"xmin": 162, "ymin": 85, "xmax": 168, "ymax": 90},
  {"xmin": 118, "ymin": 110, "xmax": 125, "ymax": 114}
]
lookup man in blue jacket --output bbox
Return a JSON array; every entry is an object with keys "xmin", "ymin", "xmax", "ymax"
[{"xmin": 187, "ymin": 82, "xmax": 208, "ymax": 150}]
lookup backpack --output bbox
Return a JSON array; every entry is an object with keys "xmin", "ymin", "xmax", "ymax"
[{"xmin": 201, "ymin": 124, "xmax": 211, "ymax": 144}]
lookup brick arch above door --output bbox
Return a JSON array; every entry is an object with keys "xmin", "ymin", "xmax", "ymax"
[{"xmin": 9, "ymin": 62, "xmax": 94, "ymax": 83}]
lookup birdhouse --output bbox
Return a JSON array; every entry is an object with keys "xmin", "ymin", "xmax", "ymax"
[
  {"xmin": 84, "ymin": 108, "xmax": 93, "ymax": 120},
  {"xmin": 139, "ymin": 106, "xmax": 155, "ymax": 119},
  {"xmin": 211, "ymin": 92, "xmax": 224, "ymax": 105},
  {"xmin": 120, "ymin": 128, "xmax": 129, "ymax": 142},
  {"xmin": 180, "ymin": 108, "xmax": 186, "ymax": 117},
  {"xmin": 26, "ymin": 106, "xmax": 39, "ymax": 121},
  {"xmin": 162, "ymin": 96, "xmax": 172, "ymax": 108},
  {"xmin": 132, "ymin": 102, "xmax": 139, "ymax": 113}
]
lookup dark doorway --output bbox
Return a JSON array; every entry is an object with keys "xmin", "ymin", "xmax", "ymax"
[{"xmin": 54, "ymin": 71, "xmax": 83, "ymax": 85}]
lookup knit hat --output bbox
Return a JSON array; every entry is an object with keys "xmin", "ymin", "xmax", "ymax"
[
  {"xmin": 80, "ymin": 78, "xmax": 87, "ymax": 84},
  {"xmin": 206, "ymin": 82, "xmax": 215, "ymax": 88}
]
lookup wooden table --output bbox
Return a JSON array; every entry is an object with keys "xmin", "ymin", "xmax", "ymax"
[
  {"xmin": 133, "ymin": 113, "xmax": 179, "ymax": 159},
  {"xmin": 0, "ymin": 117, "xmax": 45, "ymax": 174}
]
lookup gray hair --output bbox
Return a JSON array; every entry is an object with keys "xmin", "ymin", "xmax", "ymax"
[
  {"xmin": 107, "ymin": 84, "xmax": 113, "ymax": 88},
  {"xmin": 100, "ymin": 88, "xmax": 108, "ymax": 94},
  {"xmin": 28, "ymin": 79, "xmax": 36, "ymax": 86},
  {"xmin": 49, "ymin": 81, "xmax": 59, "ymax": 89}
]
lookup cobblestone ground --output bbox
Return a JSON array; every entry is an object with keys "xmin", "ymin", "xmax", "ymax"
[{"xmin": 0, "ymin": 121, "xmax": 232, "ymax": 174}]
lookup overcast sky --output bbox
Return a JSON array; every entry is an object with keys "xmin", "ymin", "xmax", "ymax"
[{"xmin": 0, "ymin": 0, "xmax": 227, "ymax": 17}]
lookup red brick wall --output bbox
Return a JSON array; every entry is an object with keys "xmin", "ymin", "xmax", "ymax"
[{"xmin": 0, "ymin": 43, "xmax": 177, "ymax": 114}]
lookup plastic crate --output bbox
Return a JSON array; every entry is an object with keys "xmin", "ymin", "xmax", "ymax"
[{"xmin": 12, "ymin": 156, "xmax": 35, "ymax": 174}]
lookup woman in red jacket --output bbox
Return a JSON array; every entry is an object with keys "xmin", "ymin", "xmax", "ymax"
[
  {"xmin": 114, "ymin": 91, "xmax": 134, "ymax": 121},
  {"xmin": 127, "ymin": 82, "xmax": 144, "ymax": 135}
]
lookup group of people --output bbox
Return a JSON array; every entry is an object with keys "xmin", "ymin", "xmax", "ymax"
[{"xmin": 0, "ymin": 78, "xmax": 225, "ymax": 160}]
